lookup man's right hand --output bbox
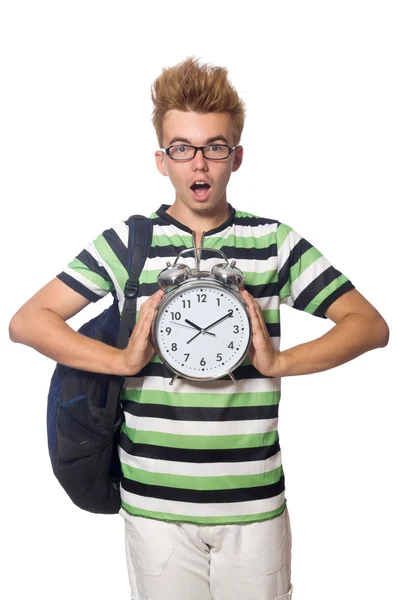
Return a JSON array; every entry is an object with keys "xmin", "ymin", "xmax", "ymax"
[
  {"xmin": 9, "ymin": 278, "xmax": 166, "ymax": 377},
  {"xmin": 120, "ymin": 288, "xmax": 165, "ymax": 375}
]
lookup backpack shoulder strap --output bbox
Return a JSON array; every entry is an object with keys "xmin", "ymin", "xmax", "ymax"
[
  {"xmin": 106, "ymin": 214, "xmax": 153, "ymax": 426},
  {"xmin": 117, "ymin": 214, "xmax": 153, "ymax": 349},
  {"xmin": 124, "ymin": 214, "xmax": 153, "ymax": 299}
]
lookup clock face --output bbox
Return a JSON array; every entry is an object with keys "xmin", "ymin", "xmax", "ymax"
[{"xmin": 153, "ymin": 281, "xmax": 251, "ymax": 380}]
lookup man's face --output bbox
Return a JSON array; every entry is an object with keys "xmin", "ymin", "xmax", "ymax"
[{"xmin": 155, "ymin": 110, "xmax": 243, "ymax": 215}]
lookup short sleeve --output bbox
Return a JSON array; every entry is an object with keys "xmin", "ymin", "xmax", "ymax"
[
  {"xmin": 57, "ymin": 220, "xmax": 130, "ymax": 303},
  {"xmin": 276, "ymin": 223, "xmax": 355, "ymax": 319}
]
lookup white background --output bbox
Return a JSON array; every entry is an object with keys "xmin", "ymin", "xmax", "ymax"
[{"xmin": 1, "ymin": 2, "xmax": 396, "ymax": 599}]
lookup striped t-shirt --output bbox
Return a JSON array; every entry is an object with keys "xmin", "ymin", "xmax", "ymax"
[{"xmin": 58, "ymin": 203, "xmax": 354, "ymax": 526}]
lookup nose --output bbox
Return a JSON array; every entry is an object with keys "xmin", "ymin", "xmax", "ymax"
[{"xmin": 191, "ymin": 148, "xmax": 208, "ymax": 170}]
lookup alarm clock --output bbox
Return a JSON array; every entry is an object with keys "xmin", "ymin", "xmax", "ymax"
[{"xmin": 150, "ymin": 247, "xmax": 252, "ymax": 385}]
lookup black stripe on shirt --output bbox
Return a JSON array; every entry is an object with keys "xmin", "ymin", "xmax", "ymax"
[
  {"xmin": 154, "ymin": 205, "xmax": 280, "ymax": 233},
  {"xmin": 278, "ymin": 238, "xmax": 313, "ymax": 294},
  {"xmin": 313, "ymin": 280, "xmax": 355, "ymax": 319},
  {"xmin": 56, "ymin": 273, "xmax": 102, "ymax": 302},
  {"xmin": 149, "ymin": 243, "xmax": 278, "ymax": 262},
  {"xmin": 102, "ymin": 227, "xmax": 129, "ymax": 271},
  {"xmin": 289, "ymin": 238, "xmax": 313, "ymax": 267},
  {"xmin": 123, "ymin": 401, "xmax": 279, "ymax": 422},
  {"xmin": 219, "ymin": 245, "xmax": 278, "ymax": 262},
  {"xmin": 245, "ymin": 282, "xmax": 280, "ymax": 299},
  {"xmin": 121, "ymin": 474, "xmax": 285, "ymax": 503},
  {"xmin": 293, "ymin": 265, "xmax": 344, "ymax": 313},
  {"xmin": 76, "ymin": 249, "xmax": 113, "ymax": 286},
  {"xmin": 234, "ymin": 215, "xmax": 279, "ymax": 227},
  {"xmin": 119, "ymin": 432, "xmax": 281, "ymax": 463}
]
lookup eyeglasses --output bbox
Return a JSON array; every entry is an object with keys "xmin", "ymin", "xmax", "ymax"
[{"xmin": 160, "ymin": 144, "xmax": 238, "ymax": 161}]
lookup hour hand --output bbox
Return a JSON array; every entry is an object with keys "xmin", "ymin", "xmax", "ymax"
[
  {"xmin": 185, "ymin": 319, "xmax": 216, "ymax": 337},
  {"xmin": 185, "ymin": 318, "xmax": 202, "ymax": 331}
]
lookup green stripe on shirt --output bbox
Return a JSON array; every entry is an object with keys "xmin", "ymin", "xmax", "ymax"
[
  {"xmin": 121, "ymin": 389, "xmax": 281, "ymax": 407},
  {"xmin": 304, "ymin": 274, "xmax": 351, "ymax": 314},
  {"xmin": 67, "ymin": 258, "xmax": 113, "ymax": 291},
  {"xmin": 120, "ymin": 464, "xmax": 283, "ymax": 490},
  {"xmin": 93, "ymin": 234, "xmax": 129, "ymax": 291},
  {"xmin": 122, "ymin": 424, "xmax": 279, "ymax": 450}
]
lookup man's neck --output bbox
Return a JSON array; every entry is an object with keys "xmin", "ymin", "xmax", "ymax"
[{"xmin": 165, "ymin": 198, "xmax": 230, "ymax": 233}]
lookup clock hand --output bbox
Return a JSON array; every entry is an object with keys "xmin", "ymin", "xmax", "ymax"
[
  {"xmin": 172, "ymin": 320, "xmax": 215, "ymax": 336},
  {"xmin": 170, "ymin": 321, "xmax": 199, "ymax": 330},
  {"xmin": 184, "ymin": 318, "xmax": 216, "ymax": 337},
  {"xmin": 202, "ymin": 310, "xmax": 234, "ymax": 332},
  {"xmin": 184, "ymin": 318, "xmax": 203, "ymax": 331},
  {"xmin": 186, "ymin": 311, "xmax": 233, "ymax": 344},
  {"xmin": 186, "ymin": 330, "xmax": 203, "ymax": 344}
]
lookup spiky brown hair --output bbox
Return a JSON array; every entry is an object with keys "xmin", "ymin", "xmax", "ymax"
[{"xmin": 151, "ymin": 56, "xmax": 246, "ymax": 147}]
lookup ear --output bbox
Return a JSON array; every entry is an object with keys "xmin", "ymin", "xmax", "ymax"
[
  {"xmin": 231, "ymin": 145, "xmax": 243, "ymax": 173},
  {"xmin": 155, "ymin": 150, "xmax": 168, "ymax": 176}
]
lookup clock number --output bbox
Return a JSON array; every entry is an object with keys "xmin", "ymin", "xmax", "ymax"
[
  {"xmin": 200, "ymin": 357, "xmax": 206, "ymax": 366},
  {"xmin": 233, "ymin": 325, "xmax": 239, "ymax": 334},
  {"xmin": 228, "ymin": 309, "xmax": 233, "ymax": 315},
  {"xmin": 184, "ymin": 353, "xmax": 190, "ymax": 362},
  {"xmin": 228, "ymin": 341, "xmax": 234, "ymax": 349},
  {"xmin": 197, "ymin": 294, "xmax": 207, "ymax": 303},
  {"xmin": 171, "ymin": 343, "xmax": 178, "ymax": 351},
  {"xmin": 170, "ymin": 312, "xmax": 181, "ymax": 320},
  {"xmin": 166, "ymin": 327, "xmax": 171, "ymax": 335},
  {"xmin": 182, "ymin": 299, "xmax": 191, "ymax": 308},
  {"xmin": 216, "ymin": 353, "xmax": 222, "ymax": 361},
  {"xmin": 217, "ymin": 298, "xmax": 221, "ymax": 306}
]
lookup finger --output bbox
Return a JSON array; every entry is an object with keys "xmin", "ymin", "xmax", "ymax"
[
  {"xmin": 141, "ymin": 288, "xmax": 164, "ymax": 307},
  {"xmin": 128, "ymin": 318, "xmax": 155, "ymax": 355},
  {"xmin": 248, "ymin": 299, "xmax": 263, "ymax": 332},
  {"xmin": 135, "ymin": 301, "xmax": 159, "ymax": 336},
  {"xmin": 252, "ymin": 304, "xmax": 271, "ymax": 341},
  {"xmin": 132, "ymin": 294, "xmax": 161, "ymax": 342},
  {"xmin": 252, "ymin": 299, "xmax": 267, "ymax": 329},
  {"xmin": 242, "ymin": 290, "xmax": 269, "ymax": 333},
  {"xmin": 242, "ymin": 292, "xmax": 270, "ymax": 342},
  {"xmin": 138, "ymin": 289, "xmax": 164, "ymax": 317}
]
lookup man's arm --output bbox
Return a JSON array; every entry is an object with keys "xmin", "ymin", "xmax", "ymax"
[
  {"xmin": 9, "ymin": 277, "xmax": 164, "ymax": 376},
  {"xmin": 9, "ymin": 278, "xmax": 127, "ymax": 374},
  {"xmin": 273, "ymin": 289, "xmax": 389, "ymax": 377}
]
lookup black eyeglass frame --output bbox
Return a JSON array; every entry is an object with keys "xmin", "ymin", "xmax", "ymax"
[{"xmin": 160, "ymin": 144, "xmax": 239, "ymax": 161}]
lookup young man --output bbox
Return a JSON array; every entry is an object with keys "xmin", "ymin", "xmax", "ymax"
[{"xmin": 9, "ymin": 57, "xmax": 389, "ymax": 600}]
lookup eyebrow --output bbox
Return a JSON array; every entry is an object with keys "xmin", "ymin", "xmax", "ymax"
[{"xmin": 167, "ymin": 135, "xmax": 230, "ymax": 146}]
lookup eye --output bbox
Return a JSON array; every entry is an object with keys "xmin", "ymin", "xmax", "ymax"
[
  {"xmin": 210, "ymin": 145, "xmax": 221, "ymax": 151},
  {"xmin": 176, "ymin": 145, "xmax": 187, "ymax": 153}
]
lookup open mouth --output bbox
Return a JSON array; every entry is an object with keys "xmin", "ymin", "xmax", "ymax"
[{"xmin": 190, "ymin": 182, "xmax": 211, "ymax": 199}]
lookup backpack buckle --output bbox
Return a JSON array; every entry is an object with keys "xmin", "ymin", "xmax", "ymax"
[{"xmin": 124, "ymin": 280, "xmax": 138, "ymax": 298}]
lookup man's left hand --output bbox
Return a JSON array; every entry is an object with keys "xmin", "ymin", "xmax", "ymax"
[{"xmin": 239, "ymin": 289, "xmax": 280, "ymax": 377}]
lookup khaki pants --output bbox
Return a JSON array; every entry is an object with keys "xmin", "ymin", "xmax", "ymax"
[{"xmin": 120, "ymin": 504, "xmax": 293, "ymax": 600}]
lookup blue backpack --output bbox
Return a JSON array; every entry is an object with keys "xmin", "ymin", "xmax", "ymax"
[{"xmin": 47, "ymin": 215, "xmax": 153, "ymax": 514}]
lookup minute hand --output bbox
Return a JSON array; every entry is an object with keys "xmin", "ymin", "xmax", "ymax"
[
  {"xmin": 186, "ymin": 311, "xmax": 233, "ymax": 344},
  {"xmin": 202, "ymin": 311, "xmax": 234, "ymax": 332}
]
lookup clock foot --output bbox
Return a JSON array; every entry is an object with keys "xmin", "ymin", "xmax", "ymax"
[
  {"xmin": 228, "ymin": 372, "xmax": 237, "ymax": 384},
  {"xmin": 169, "ymin": 374, "xmax": 180, "ymax": 386}
]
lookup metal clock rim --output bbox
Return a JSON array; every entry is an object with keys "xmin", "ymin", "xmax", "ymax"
[{"xmin": 150, "ymin": 278, "xmax": 253, "ymax": 382}]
